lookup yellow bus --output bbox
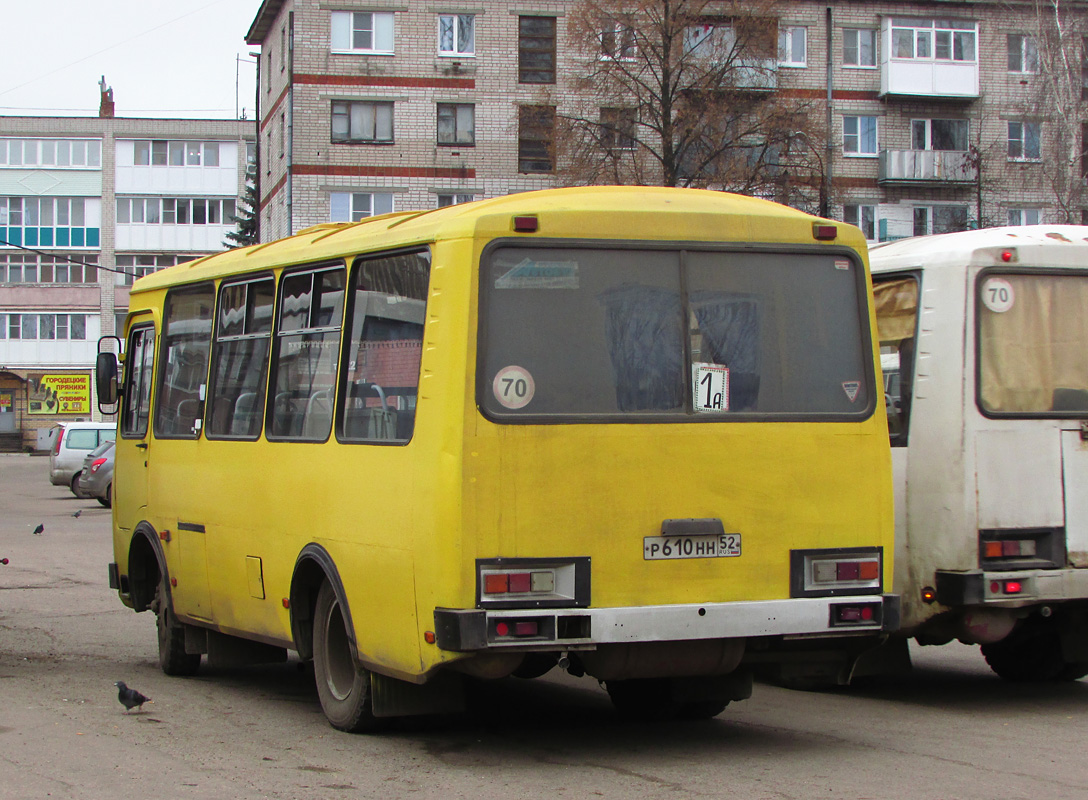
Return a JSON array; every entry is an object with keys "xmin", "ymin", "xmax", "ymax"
[{"xmin": 97, "ymin": 187, "xmax": 897, "ymax": 731}]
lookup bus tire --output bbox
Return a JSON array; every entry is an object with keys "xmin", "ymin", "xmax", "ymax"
[
  {"xmin": 155, "ymin": 576, "xmax": 201, "ymax": 677},
  {"xmin": 981, "ymin": 629, "xmax": 1065, "ymax": 682},
  {"xmin": 313, "ymin": 581, "xmax": 384, "ymax": 733}
]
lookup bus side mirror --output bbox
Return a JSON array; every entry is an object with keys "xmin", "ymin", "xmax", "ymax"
[{"xmin": 96, "ymin": 335, "xmax": 122, "ymax": 413}]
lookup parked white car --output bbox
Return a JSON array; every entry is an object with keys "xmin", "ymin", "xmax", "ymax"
[{"xmin": 48, "ymin": 422, "xmax": 116, "ymax": 497}]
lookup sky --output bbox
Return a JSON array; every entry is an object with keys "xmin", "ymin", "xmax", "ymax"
[{"xmin": 0, "ymin": 0, "xmax": 260, "ymax": 119}]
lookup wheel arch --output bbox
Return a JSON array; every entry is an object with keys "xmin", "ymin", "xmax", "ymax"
[
  {"xmin": 127, "ymin": 522, "xmax": 169, "ymax": 613},
  {"xmin": 290, "ymin": 544, "xmax": 357, "ymax": 663}
]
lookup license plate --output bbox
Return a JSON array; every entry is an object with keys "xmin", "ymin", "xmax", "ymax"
[{"xmin": 643, "ymin": 533, "xmax": 742, "ymax": 560}]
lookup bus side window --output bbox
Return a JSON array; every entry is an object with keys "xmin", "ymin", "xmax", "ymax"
[
  {"xmin": 268, "ymin": 267, "xmax": 345, "ymax": 441},
  {"xmin": 154, "ymin": 284, "xmax": 215, "ymax": 439},
  {"xmin": 121, "ymin": 326, "xmax": 155, "ymax": 437},
  {"xmin": 340, "ymin": 250, "xmax": 430, "ymax": 444},
  {"xmin": 873, "ymin": 276, "xmax": 919, "ymax": 446},
  {"xmin": 207, "ymin": 278, "xmax": 275, "ymax": 439}
]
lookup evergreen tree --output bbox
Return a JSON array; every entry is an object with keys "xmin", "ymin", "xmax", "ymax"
[{"xmin": 224, "ymin": 165, "xmax": 259, "ymax": 248}]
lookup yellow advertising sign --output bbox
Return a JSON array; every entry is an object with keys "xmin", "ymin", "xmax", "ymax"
[{"xmin": 27, "ymin": 373, "xmax": 92, "ymax": 415}]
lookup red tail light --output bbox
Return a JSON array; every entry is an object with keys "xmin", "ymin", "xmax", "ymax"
[
  {"xmin": 90, "ymin": 457, "xmax": 108, "ymax": 474},
  {"xmin": 53, "ymin": 429, "xmax": 64, "ymax": 455}
]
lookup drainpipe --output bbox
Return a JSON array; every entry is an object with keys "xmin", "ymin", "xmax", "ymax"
[
  {"xmin": 252, "ymin": 50, "xmax": 261, "ymax": 243},
  {"xmin": 287, "ymin": 11, "xmax": 294, "ymax": 235},
  {"xmin": 823, "ymin": 5, "xmax": 834, "ymax": 219}
]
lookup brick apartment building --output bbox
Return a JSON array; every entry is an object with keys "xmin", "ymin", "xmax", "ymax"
[
  {"xmin": 245, "ymin": 0, "xmax": 1087, "ymax": 242},
  {"xmin": 0, "ymin": 84, "xmax": 254, "ymax": 450}
]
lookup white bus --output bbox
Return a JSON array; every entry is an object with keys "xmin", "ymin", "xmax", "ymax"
[{"xmin": 869, "ymin": 226, "xmax": 1088, "ymax": 681}]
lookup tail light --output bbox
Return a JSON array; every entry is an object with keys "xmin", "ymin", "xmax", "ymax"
[
  {"xmin": 53, "ymin": 428, "xmax": 64, "ymax": 456},
  {"xmin": 979, "ymin": 529, "xmax": 1062, "ymax": 569},
  {"xmin": 791, "ymin": 548, "xmax": 883, "ymax": 597},
  {"xmin": 476, "ymin": 557, "xmax": 590, "ymax": 609},
  {"xmin": 90, "ymin": 457, "xmax": 108, "ymax": 474}
]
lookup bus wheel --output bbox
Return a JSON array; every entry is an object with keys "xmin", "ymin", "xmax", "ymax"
[
  {"xmin": 313, "ymin": 581, "xmax": 384, "ymax": 733},
  {"xmin": 981, "ymin": 629, "xmax": 1066, "ymax": 681},
  {"xmin": 605, "ymin": 678, "xmax": 678, "ymax": 720},
  {"xmin": 153, "ymin": 577, "xmax": 200, "ymax": 676}
]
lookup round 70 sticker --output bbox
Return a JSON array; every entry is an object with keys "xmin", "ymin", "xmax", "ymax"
[
  {"xmin": 982, "ymin": 277, "xmax": 1015, "ymax": 313},
  {"xmin": 493, "ymin": 366, "xmax": 536, "ymax": 409}
]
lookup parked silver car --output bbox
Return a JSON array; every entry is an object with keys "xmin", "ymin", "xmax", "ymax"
[
  {"xmin": 77, "ymin": 440, "xmax": 114, "ymax": 508},
  {"xmin": 48, "ymin": 422, "xmax": 116, "ymax": 496}
]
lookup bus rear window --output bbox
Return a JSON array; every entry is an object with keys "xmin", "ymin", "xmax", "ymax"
[
  {"xmin": 479, "ymin": 245, "xmax": 872, "ymax": 420},
  {"xmin": 978, "ymin": 272, "xmax": 1088, "ymax": 415}
]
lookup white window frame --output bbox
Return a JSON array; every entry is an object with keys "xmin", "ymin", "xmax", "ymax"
[
  {"xmin": 1007, "ymin": 121, "xmax": 1042, "ymax": 161},
  {"xmin": 438, "ymin": 14, "xmax": 475, "ymax": 56},
  {"xmin": 436, "ymin": 103, "xmax": 475, "ymax": 146},
  {"xmin": 600, "ymin": 19, "xmax": 637, "ymax": 61},
  {"xmin": 330, "ymin": 192, "xmax": 395, "ymax": 222},
  {"xmin": 331, "ymin": 101, "xmax": 395, "ymax": 144},
  {"xmin": 1007, "ymin": 33, "xmax": 1039, "ymax": 74},
  {"xmin": 912, "ymin": 118, "xmax": 970, "ymax": 151},
  {"xmin": 913, "ymin": 204, "xmax": 970, "ymax": 236},
  {"xmin": 331, "ymin": 11, "xmax": 395, "ymax": 55},
  {"xmin": 778, "ymin": 26, "xmax": 807, "ymax": 67},
  {"xmin": 437, "ymin": 193, "xmax": 474, "ymax": 207},
  {"xmin": 843, "ymin": 116, "xmax": 878, "ymax": 156},
  {"xmin": 843, "ymin": 204, "xmax": 876, "ymax": 240},
  {"xmin": 843, "ymin": 28, "xmax": 877, "ymax": 68},
  {"xmin": 891, "ymin": 19, "xmax": 977, "ymax": 64},
  {"xmin": 1007, "ymin": 208, "xmax": 1042, "ymax": 226}
]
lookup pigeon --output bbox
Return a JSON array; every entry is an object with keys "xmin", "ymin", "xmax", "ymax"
[
  {"xmin": 114, "ymin": 681, "xmax": 151, "ymax": 713},
  {"xmin": 72, "ymin": 510, "xmax": 82, "ymax": 518},
  {"xmin": 32, "ymin": 524, "xmax": 44, "ymax": 535}
]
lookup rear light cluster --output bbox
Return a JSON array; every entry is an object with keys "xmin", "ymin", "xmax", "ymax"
[
  {"xmin": 830, "ymin": 602, "xmax": 882, "ymax": 627},
  {"xmin": 476, "ymin": 558, "xmax": 590, "ymax": 609},
  {"xmin": 983, "ymin": 540, "xmax": 1036, "ymax": 559},
  {"xmin": 494, "ymin": 620, "xmax": 540, "ymax": 638},
  {"xmin": 90, "ymin": 457, "xmax": 108, "ymax": 474},
  {"xmin": 791, "ymin": 548, "xmax": 884, "ymax": 598},
  {"xmin": 986, "ymin": 579, "xmax": 1030, "ymax": 598}
]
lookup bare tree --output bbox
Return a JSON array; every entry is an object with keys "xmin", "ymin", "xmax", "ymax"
[
  {"xmin": 1015, "ymin": 0, "xmax": 1088, "ymax": 222},
  {"xmin": 555, "ymin": 0, "xmax": 827, "ymax": 211}
]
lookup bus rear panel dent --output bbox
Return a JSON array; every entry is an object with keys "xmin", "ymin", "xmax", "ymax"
[{"xmin": 101, "ymin": 187, "xmax": 895, "ymax": 730}]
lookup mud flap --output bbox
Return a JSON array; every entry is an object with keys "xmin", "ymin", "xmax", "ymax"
[{"xmin": 371, "ymin": 671, "xmax": 466, "ymax": 718}]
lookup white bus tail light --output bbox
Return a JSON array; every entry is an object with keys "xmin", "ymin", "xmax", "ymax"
[
  {"xmin": 476, "ymin": 558, "xmax": 591, "ymax": 609},
  {"xmin": 790, "ymin": 548, "xmax": 883, "ymax": 597},
  {"xmin": 979, "ymin": 529, "xmax": 1062, "ymax": 570}
]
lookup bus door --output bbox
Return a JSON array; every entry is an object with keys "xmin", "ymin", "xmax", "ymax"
[{"xmin": 116, "ymin": 317, "xmax": 156, "ymax": 534}]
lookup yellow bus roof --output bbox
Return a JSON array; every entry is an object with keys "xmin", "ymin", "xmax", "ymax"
[{"xmin": 130, "ymin": 186, "xmax": 854, "ymax": 295}]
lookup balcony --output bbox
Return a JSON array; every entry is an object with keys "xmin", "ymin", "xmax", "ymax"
[
  {"xmin": 879, "ymin": 19, "xmax": 979, "ymax": 99},
  {"xmin": 878, "ymin": 150, "xmax": 976, "ymax": 185}
]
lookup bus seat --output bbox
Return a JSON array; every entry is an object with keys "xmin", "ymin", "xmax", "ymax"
[
  {"xmin": 303, "ymin": 390, "xmax": 333, "ymax": 438},
  {"xmin": 177, "ymin": 399, "xmax": 200, "ymax": 426},
  {"xmin": 231, "ymin": 392, "xmax": 261, "ymax": 436},
  {"xmin": 273, "ymin": 391, "xmax": 302, "ymax": 436},
  {"xmin": 1052, "ymin": 388, "xmax": 1088, "ymax": 412}
]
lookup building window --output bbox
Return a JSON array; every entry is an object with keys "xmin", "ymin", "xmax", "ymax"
[
  {"xmin": 437, "ymin": 193, "xmax": 473, "ymax": 208},
  {"xmin": 778, "ymin": 26, "xmax": 806, "ymax": 67},
  {"xmin": 1, "ymin": 313, "xmax": 86, "ymax": 340},
  {"xmin": 1008, "ymin": 34, "xmax": 1039, "ymax": 74},
  {"xmin": 115, "ymin": 254, "xmax": 194, "ymax": 286},
  {"xmin": 438, "ymin": 14, "xmax": 474, "ymax": 56},
  {"xmin": 330, "ymin": 192, "xmax": 395, "ymax": 222},
  {"xmin": 1008, "ymin": 121, "xmax": 1041, "ymax": 160},
  {"xmin": 1082, "ymin": 38, "xmax": 1088, "ymax": 100},
  {"xmin": 518, "ymin": 105, "xmax": 556, "ymax": 173},
  {"xmin": 118, "ymin": 198, "xmax": 235, "ymax": 226},
  {"xmin": 913, "ymin": 205, "xmax": 969, "ymax": 236},
  {"xmin": 1008, "ymin": 208, "xmax": 1042, "ymax": 226},
  {"xmin": 437, "ymin": 103, "xmax": 475, "ymax": 145},
  {"xmin": 331, "ymin": 11, "xmax": 395, "ymax": 54},
  {"xmin": 843, "ymin": 116, "xmax": 878, "ymax": 156},
  {"xmin": 600, "ymin": 107, "xmax": 636, "ymax": 150},
  {"xmin": 0, "ymin": 196, "xmax": 98, "ymax": 248},
  {"xmin": 843, "ymin": 28, "xmax": 877, "ymax": 67},
  {"xmin": 0, "ymin": 138, "xmax": 101, "ymax": 168},
  {"xmin": 892, "ymin": 20, "xmax": 976, "ymax": 63},
  {"xmin": 134, "ymin": 141, "xmax": 222, "ymax": 167},
  {"xmin": 519, "ymin": 16, "xmax": 556, "ymax": 84},
  {"xmin": 332, "ymin": 101, "xmax": 394, "ymax": 144},
  {"xmin": 0, "ymin": 253, "xmax": 97, "ymax": 284},
  {"xmin": 601, "ymin": 19, "xmax": 636, "ymax": 60},
  {"xmin": 912, "ymin": 119, "xmax": 969, "ymax": 151},
  {"xmin": 843, "ymin": 204, "xmax": 876, "ymax": 240}
]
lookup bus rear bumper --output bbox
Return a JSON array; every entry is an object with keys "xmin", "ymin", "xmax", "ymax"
[
  {"xmin": 937, "ymin": 568, "xmax": 1088, "ymax": 608},
  {"xmin": 434, "ymin": 594, "xmax": 899, "ymax": 652}
]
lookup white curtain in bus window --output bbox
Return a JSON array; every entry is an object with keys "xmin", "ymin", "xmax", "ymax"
[
  {"xmin": 206, "ymin": 278, "xmax": 275, "ymax": 438},
  {"xmin": 978, "ymin": 273, "xmax": 1088, "ymax": 414},
  {"xmin": 154, "ymin": 285, "xmax": 215, "ymax": 438},
  {"xmin": 270, "ymin": 267, "xmax": 345, "ymax": 439},
  {"xmin": 341, "ymin": 250, "xmax": 429, "ymax": 443}
]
